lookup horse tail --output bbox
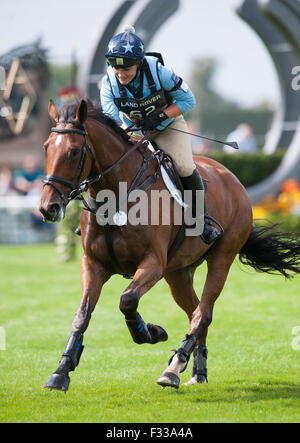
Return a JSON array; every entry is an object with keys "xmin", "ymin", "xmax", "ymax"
[{"xmin": 239, "ymin": 223, "xmax": 300, "ymax": 279}]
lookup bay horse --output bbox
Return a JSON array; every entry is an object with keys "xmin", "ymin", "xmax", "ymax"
[{"xmin": 40, "ymin": 99, "xmax": 300, "ymax": 392}]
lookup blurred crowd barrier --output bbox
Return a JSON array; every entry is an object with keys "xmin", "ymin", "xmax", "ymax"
[
  {"xmin": 0, "ymin": 156, "xmax": 56, "ymax": 244},
  {"xmin": 0, "ymin": 194, "xmax": 55, "ymax": 244}
]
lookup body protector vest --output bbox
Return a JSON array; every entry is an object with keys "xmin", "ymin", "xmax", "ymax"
[{"xmin": 107, "ymin": 55, "xmax": 180, "ymax": 129}]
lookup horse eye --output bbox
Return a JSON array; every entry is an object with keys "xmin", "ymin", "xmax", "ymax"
[{"xmin": 71, "ymin": 148, "xmax": 80, "ymax": 158}]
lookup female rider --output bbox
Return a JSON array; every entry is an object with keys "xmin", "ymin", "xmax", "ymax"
[{"xmin": 100, "ymin": 26, "xmax": 220, "ymax": 244}]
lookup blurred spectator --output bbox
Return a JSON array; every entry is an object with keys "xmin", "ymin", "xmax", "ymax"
[
  {"xmin": 14, "ymin": 156, "xmax": 46, "ymax": 227},
  {"xmin": 224, "ymin": 123, "xmax": 258, "ymax": 154},
  {"xmin": 56, "ymin": 85, "xmax": 81, "ymax": 107},
  {"xmin": 187, "ymin": 121, "xmax": 211, "ymax": 155},
  {"xmin": 13, "ymin": 155, "xmax": 44, "ymax": 195},
  {"xmin": 192, "ymin": 141, "xmax": 211, "ymax": 155},
  {"xmin": 0, "ymin": 164, "xmax": 15, "ymax": 195}
]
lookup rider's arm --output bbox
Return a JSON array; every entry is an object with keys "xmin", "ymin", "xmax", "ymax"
[
  {"xmin": 158, "ymin": 63, "xmax": 196, "ymax": 115},
  {"xmin": 100, "ymin": 75, "xmax": 122, "ymax": 125}
]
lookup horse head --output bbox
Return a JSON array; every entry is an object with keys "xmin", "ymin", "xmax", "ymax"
[{"xmin": 39, "ymin": 99, "xmax": 92, "ymax": 222}]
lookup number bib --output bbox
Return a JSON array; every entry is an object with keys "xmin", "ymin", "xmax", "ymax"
[{"xmin": 114, "ymin": 89, "xmax": 169, "ymax": 121}]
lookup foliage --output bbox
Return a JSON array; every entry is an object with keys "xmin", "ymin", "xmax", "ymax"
[
  {"xmin": 255, "ymin": 212, "xmax": 300, "ymax": 236},
  {"xmin": 188, "ymin": 58, "xmax": 274, "ymax": 146},
  {"xmin": 47, "ymin": 63, "xmax": 74, "ymax": 102},
  {"xmin": 204, "ymin": 149, "xmax": 285, "ymax": 187},
  {"xmin": 56, "ymin": 200, "xmax": 81, "ymax": 262},
  {"xmin": 252, "ymin": 179, "xmax": 300, "ymax": 236}
]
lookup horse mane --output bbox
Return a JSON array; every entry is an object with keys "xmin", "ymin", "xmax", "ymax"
[{"xmin": 58, "ymin": 99, "xmax": 132, "ymax": 144}]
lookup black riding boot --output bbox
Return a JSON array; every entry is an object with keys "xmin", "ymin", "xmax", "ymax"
[{"xmin": 180, "ymin": 169, "xmax": 222, "ymax": 244}]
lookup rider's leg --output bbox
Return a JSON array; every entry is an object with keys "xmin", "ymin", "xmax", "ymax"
[
  {"xmin": 151, "ymin": 116, "xmax": 222, "ymax": 244},
  {"xmin": 180, "ymin": 169, "xmax": 222, "ymax": 244}
]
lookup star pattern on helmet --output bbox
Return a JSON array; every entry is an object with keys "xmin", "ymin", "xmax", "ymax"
[
  {"xmin": 108, "ymin": 42, "xmax": 116, "ymax": 53},
  {"xmin": 139, "ymin": 43, "xmax": 144, "ymax": 52},
  {"xmin": 122, "ymin": 42, "xmax": 134, "ymax": 53}
]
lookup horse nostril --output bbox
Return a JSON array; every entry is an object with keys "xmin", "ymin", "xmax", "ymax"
[
  {"xmin": 40, "ymin": 203, "xmax": 61, "ymax": 221},
  {"xmin": 48, "ymin": 203, "xmax": 60, "ymax": 220}
]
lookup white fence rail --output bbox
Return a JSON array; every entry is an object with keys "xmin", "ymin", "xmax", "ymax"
[{"xmin": 0, "ymin": 195, "xmax": 55, "ymax": 244}]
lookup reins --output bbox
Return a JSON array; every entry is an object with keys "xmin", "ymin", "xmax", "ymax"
[
  {"xmin": 84, "ymin": 128, "xmax": 150, "ymax": 186},
  {"xmin": 43, "ymin": 124, "xmax": 151, "ymax": 209}
]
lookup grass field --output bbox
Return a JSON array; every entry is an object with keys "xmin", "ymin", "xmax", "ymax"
[{"xmin": 0, "ymin": 243, "xmax": 299, "ymax": 423}]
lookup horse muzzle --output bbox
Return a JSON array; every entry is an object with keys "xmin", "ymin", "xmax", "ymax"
[{"xmin": 39, "ymin": 201, "xmax": 66, "ymax": 223}]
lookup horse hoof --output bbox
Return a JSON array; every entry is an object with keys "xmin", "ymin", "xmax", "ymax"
[
  {"xmin": 156, "ymin": 371, "xmax": 180, "ymax": 390},
  {"xmin": 44, "ymin": 372, "xmax": 70, "ymax": 392},
  {"xmin": 197, "ymin": 375, "xmax": 208, "ymax": 383},
  {"xmin": 147, "ymin": 323, "xmax": 168, "ymax": 344},
  {"xmin": 183, "ymin": 375, "xmax": 208, "ymax": 386}
]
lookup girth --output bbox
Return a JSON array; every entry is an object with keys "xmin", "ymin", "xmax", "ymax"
[
  {"xmin": 86, "ymin": 145, "xmax": 160, "ymax": 279},
  {"xmin": 87, "ymin": 148, "xmax": 187, "ymax": 279}
]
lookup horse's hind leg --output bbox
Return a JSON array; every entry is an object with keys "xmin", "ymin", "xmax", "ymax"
[
  {"xmin": 156, "ymin": 267, "xmax": 199, "ymax": 388},
  {"xmin": 187, "ymin": 251, "xmax": 237, "ymax": 383},
  {"xmin": 157, "ymin": 250, "xmax": 236, "ymax": 389},
  {"xmin": 44, "ymin": 255, "xmax": 111, "ymax": 392}
]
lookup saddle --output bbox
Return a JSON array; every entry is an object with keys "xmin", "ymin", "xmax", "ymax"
[
  {"xmin": 148, "ymin": 140, "xmax": 210, "ymax": 262},
  {"xmin": 81, "ymin": 139, "xmax": 220, "ymax": 278}
]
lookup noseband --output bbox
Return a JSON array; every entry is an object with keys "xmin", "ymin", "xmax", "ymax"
[
  {"xmin": 43, "ymin": 124, "xmax": 151, "ymax": 212},
  {"xmin": 43, "ymin": 126, "xmax": 96, "ymax": 206}
]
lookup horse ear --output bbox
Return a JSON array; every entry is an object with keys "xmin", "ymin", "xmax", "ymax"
[
  {"xmin": 76, "ymin": 99, "xmax": 87, "ymax": 125},
  {"xmin": 48, "ymin": 99, "xmax": 59, "ymax": 125}
]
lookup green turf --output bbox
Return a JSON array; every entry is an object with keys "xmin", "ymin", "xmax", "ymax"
[{"xmin": 0, "ymin": 244, "xmax": 299, "ymax": 423}]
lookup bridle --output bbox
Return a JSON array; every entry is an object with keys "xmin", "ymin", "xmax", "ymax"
[
  {"xmin": 42, "ymin": 126, "xmax": 96, "ymax": 206},
  {"xmin": 42, "ymin": 124, "xmax": 150, "ymax": 210}
]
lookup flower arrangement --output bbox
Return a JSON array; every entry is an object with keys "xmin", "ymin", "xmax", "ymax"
[{"xmin": 252, "ymin": 179, "xmax": 300, "ymax": 235}]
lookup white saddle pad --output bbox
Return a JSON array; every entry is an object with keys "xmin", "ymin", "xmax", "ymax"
[
  {"xmin": 160, "ymin": 165, "xmax": 187, "ymax": 209},
  {"xmin": 146, "ymin": 140, "xmax": 187, "ymax": 208}
]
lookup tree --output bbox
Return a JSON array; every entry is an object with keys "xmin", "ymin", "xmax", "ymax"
[{"xmin": 188, "ymin": 58, "xmax": 274, "ymax": 146}]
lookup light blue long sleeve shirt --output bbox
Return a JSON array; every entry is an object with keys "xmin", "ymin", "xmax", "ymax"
[{"xmin": 100, "ymin": 59, "xmax": 196, "ymax": 130}]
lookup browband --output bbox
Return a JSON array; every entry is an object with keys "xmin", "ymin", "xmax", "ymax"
[{"xmin": 51, "ymin": 127, "xmax": 87, "ymax": 136}]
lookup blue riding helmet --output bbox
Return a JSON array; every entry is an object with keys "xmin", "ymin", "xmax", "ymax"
[{"xmin": 105, "ymin": 25, "xmax": 145, "ymax": 68}]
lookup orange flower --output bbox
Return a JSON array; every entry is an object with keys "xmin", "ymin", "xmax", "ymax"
[
  {"xmin": 252, "ymin": 181, "xmax": 300, "ymax": 217},
  {"xmin": 281, "ymin": 179, "xmax": 300, "ymax": 194}
]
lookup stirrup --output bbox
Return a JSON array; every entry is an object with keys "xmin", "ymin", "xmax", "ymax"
[{"xmin": 201, "ymin": 214, "xmax": 224, "ymax": 245}]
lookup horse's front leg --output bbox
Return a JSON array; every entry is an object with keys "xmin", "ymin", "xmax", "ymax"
[
  {"xmin": 44, "ymin": 254, "xmax": 111, "ymax": 392},
  {"xmin": 119, "ymin": 253, "xmax": 168, "ymax": 345}
]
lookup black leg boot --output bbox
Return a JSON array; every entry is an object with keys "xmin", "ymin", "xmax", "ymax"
[
  {"xmin": 192, "ymin": 344, "xmax": 208, "ymax": 383},
  {"xmin": 180, "ymin": 169, "xmax": 223, "ymax": 244}
]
